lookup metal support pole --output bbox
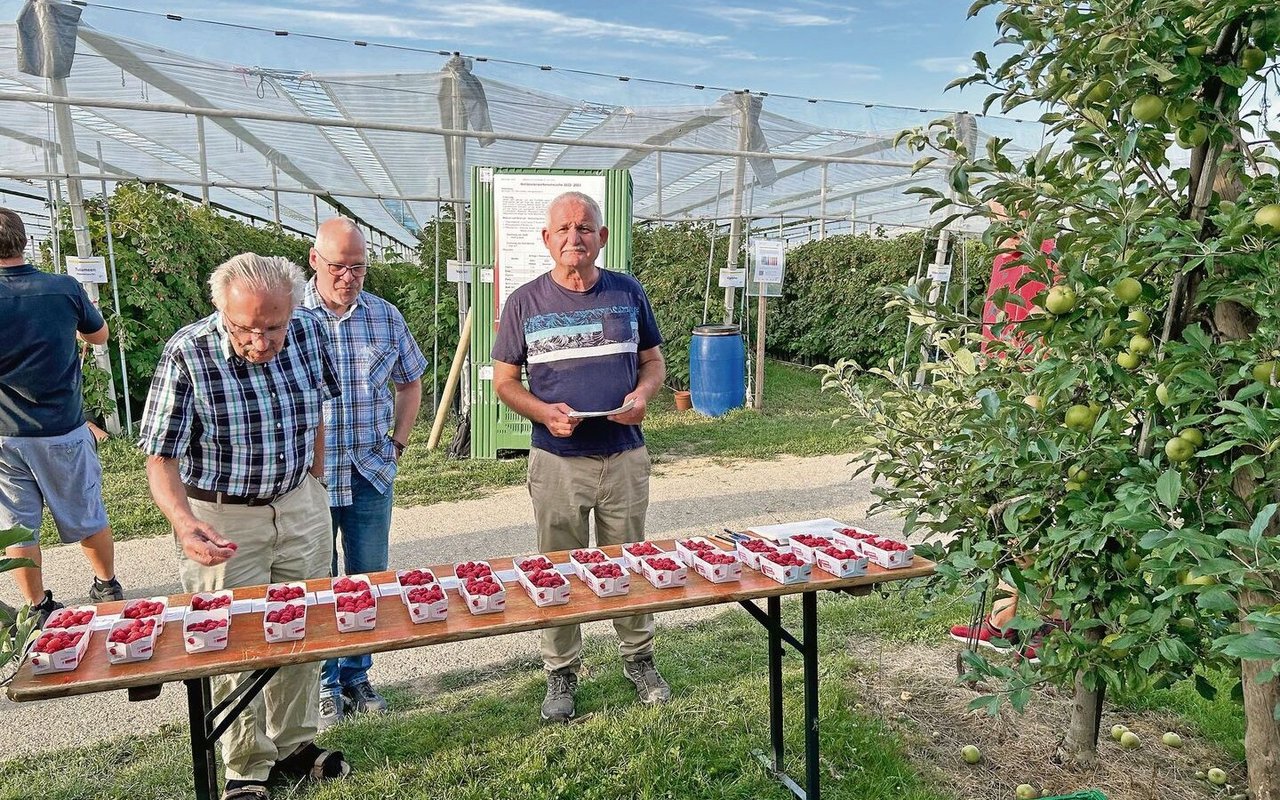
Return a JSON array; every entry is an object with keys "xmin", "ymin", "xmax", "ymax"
[
  {"xmin": 655, "ymin": 150, "xmax": 663, "ymax": 220},
  {"xmin": 50, "ymin": 74, "xmax": 122, "ymax": 434},
  {"xmin": 818, "ymin": 164, "xmax": 828, "ymax": 240},
  {"xmin": 270, "ymin": 164, "xmax": 280, "ymax": 227},
  {"xmin": 312, "ymin": 193, "xmax": 319, "ymax": 230},
  {"xmin": 97, "ymin": 142, "xmax": 132, "ymax": 436},
  {"xmin": 433, "ymin": 177, "xmax": 442, "ymax": 417},
  {"xmin": 723, "ymin": 93, "xmax": 750, "ymax": 325},
  {"xmin": 195, "ymin": 114, "xmax": 209, "ymax": 205}
]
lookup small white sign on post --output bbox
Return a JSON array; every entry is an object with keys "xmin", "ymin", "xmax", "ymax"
[
  {"xmin": 446, "ymin": 260, "xmax": 473, "ymax": 283},
  {"xmin": 927, "ymin": 262, "xmax": 954, "ymax": 282},
  {"xmin": 65, "ymin": 256, "xmax": 107, "ymax": 284},
  {"xmin": 748, "ymin": 239, "xmax": 785, "ymax": 298},
  {"xmin": 718, "ymin": 269, "xmax": 746, "ymax": 288}
]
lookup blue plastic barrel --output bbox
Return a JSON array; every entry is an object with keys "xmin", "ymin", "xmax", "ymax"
[{"xmin": 689, "ymin": 324, "xmax": 745, "ymax": 417}]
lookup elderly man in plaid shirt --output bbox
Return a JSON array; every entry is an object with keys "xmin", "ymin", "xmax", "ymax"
[
  {"xmin": 302, "ymin": 218, "xmax": 426, "ymax": 730},
  {"xmin": 139, "ymin": 253, "xmax": 347, "ymax": 800}
]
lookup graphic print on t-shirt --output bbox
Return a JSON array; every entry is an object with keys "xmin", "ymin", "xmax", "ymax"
[{"xmin": 525, "ymin": 306, "xmax": 638, "ymax": 365}]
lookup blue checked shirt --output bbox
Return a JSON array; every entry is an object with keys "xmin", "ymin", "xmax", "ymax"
[
  {"xmin": 303, "ymin": 281, "xmax": 427, "ymax": 506},
  {"xmin": 138, "ymin": 309, "xmax": 340, "ymax": 499}
]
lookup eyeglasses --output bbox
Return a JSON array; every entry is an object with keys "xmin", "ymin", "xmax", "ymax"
[
  {"xmin": 316, "ymin": 253, "xmax": 368, "ymax": 277},
  {"xmin": 224, "ymin": 315, "xmax": 290, "ymax": 341}
]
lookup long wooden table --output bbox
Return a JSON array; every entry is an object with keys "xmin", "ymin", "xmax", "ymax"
[{"xmin": 8, "ymin": 540, "xmax": 934, "ymax": 800}]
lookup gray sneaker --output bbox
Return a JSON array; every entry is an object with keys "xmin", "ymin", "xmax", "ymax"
[
  {"xmin": 32, "ymin": 590, "xmax": 64, "ymax": 628},
  {"xmin": 623, "ymin": 656, "xmax": 671, "ymax": 705},
  {"xmin": 343, "ymin": 680, "xmax": 388, "ymax": 714},
  {"xmin": 88, "ymin": 576, "xmax": 124, "ymax": 603},
  {"xmin": 318, "ymin": 691, "xmax": 346, "ymax": 731},
  {"xmin": 541, "ymin": 669, "xmax": 578, "ymax": 723}
]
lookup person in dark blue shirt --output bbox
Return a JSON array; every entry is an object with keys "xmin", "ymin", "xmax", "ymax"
[
  {"xmin": 492, "ymin": 191, "xmax": 669, "ymax": 723},
  {"xmin": 0, "ymin": 207, "xmax": 123, "ymax": 623}
]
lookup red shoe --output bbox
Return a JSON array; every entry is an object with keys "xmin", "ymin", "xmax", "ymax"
[
  {"xmin": 949, "ymin": 620, "xmax": 1017, "ymax": 650},
  {"xmin": 1016, "ymin": 622, "xmax": 1060, "ymax": 664}
]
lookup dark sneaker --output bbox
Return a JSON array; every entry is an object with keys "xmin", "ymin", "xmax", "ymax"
[
  {"xmin": 949, "ymin": 620, "xmax": 1017, "ymax": 650},
  {"xmin": 541, "ymin": 669, "xmax": 578, "ymax": 723},
  {"xmin": 342, "ymin": 680, "xmax": 387, "ymax": 714},
  {"xmin": 318, "ymin": 692, "xmax": 346, "ymax": 732},
  {"xmin": 33, "ymin": 590, "xmax": 63, "ymax": 628},
  {"xmin": 623, "ymin": 656, "xmax": 671, "ymax": 705},
  {"xmin": 88, "ymin": 576, "xmax": 124, "ymax": 603}
]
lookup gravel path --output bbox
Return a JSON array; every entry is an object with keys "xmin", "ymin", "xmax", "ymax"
[{"xmin": 0, "ymin": 452, "xmax": 902, "ymax": 757}]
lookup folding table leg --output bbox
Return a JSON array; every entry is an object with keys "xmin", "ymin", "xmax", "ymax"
[
  {"xmin": 186, "ymin": 678, "xmax": 219, "ymax": 800},
  {"xmin": 802, "ymin": 591, "xmax": 821, "ymax": 800},
  {"xmin": 767, "ymin": 595, "xmax": 785, "ymax": 771}
]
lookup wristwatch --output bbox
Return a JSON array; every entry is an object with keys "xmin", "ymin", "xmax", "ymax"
[{"xmin": 390, "ymin": 435, "xmax": 407, "ymax": 457}]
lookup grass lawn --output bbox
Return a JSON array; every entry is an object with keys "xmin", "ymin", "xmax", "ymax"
[{"xmin": 56, "ymin": 360, "xmax": 861, "ymax": 546}]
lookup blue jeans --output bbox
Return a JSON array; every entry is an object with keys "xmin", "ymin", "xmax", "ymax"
[{"xmin": 321, "ymin": 470, "xmax": 393, "ymax": 695}]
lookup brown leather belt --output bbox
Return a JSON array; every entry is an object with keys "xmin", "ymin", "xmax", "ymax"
[{"xmin": 184, "ymin": 484, "xmax": 283, "ymax": 507}]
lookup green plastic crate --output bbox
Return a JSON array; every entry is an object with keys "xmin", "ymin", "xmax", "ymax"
[{"xmin": 1043, "ymin": 791, "xmax": 1106, "ymax": 800}]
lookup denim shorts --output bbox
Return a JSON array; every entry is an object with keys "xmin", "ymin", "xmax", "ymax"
[{"xmin": 0, "ymin": 425, "xmax": 110, "ymax": 545}]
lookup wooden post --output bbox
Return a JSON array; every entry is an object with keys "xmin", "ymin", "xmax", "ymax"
[{"xmin": 427, "ymin": 307, "xmax": 473, "ymax": 450}]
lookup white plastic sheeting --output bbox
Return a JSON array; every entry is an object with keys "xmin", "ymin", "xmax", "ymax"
[{"xmin": 0, "ymin": 21, "xmax": 1048, "ymax": 246}]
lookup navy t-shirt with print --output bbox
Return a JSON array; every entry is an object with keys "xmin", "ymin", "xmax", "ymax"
[
  {"xmin": 491, "ymin": 269, "xmax": 663, "ymax": 457},
  {"xmin": 0, "ymin": 265, "xmax": 106, "ymax": 436}
]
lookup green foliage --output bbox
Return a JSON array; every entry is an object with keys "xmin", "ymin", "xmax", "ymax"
[
  {"xmin": 825, "ymin": 0, "xmax": 1280, "ymax": 736},
  {"xmin": 632, "ymin": 223, "xmax": 988, "ymax": 390},
  {"xmin": 0, "ymin": 526, "xmax": 40, "ymax": 677}
]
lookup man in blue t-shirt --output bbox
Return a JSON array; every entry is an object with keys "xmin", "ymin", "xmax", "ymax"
[
  {"xmin": 492, "ymin": 191, "xmax": 669, "ymax": 723},
  {"xmin": 0, "ymin": 207, "xmax": 123, "ymax": 624}
]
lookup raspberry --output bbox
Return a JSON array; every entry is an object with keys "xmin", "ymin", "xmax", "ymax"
[
  {"xmin": 190, "ymin": 595, "xmax": 231, "ymax": 611},
  {"xmin": 571, "ymin": 549, "xmax": 607, "ymax": 564},
  {"xmin": 335, "ymin": 591, "xmax": 376, "ymax": 612},
  {"xmin": 867, "ymin": 538, "xmax": 908, "ymax": 552},
  {"xmin": 109, "ymin": 618, "xmax": 156, "ymax": 643},
  {"xmin": 589, "ymin": 562, "xmax": 623, "ymax": 579},
  {"xmin": 455, "ymin": 561, "xmax": 493, "ymax": 579},
  {"xmin": 645, "ymin": 557, "xmax": 681, "ymax": 572},
  {"xmin": 527, "ymin": 569, "xmax": 566, "ymax": 588},
  {"xmin": 464, "ymin": 576, "xmax": 502, "ymax": 596},
  {"xmin": 518, "ymin": 557, "xmax": 554, "ymax": 572},
  {"xmin": 265, "ymin": 603, "xmax": 304, "ymax": 624},
  {"xmin": 742, "ymin": 539, "xmax": 776, "ymax": 553},
  {"xmin": 822, "ymin": 546, "xmax": 860, "ymax": 560},
  {"xmin": 332, "ymin": 577, "xmax": 369, "ymax": 594},
  {"xmin": 266, "ymin": 585, "xmax": 305, "ymax": 602},
  {"xmin": 792, "ymin": 534, "xmax": 832, "ymax": 548},
  {"xmin": 624, "ymin": 541, "xmax": 661, "ymax": 556},
  {"xmin": 679, "ymin": 539, "xmax": 715, "ymax": 553},
  {"xmin": 699, "ymin": 551, "xmax": 737, "ymax": 566},
  {"xmin": 765, "ymin": 552, "xmax": 805, "ymax": 568},
  {"xmin": 46, "ymin": 609, "xmax": 94, "ymax": 629},
  {"xmin": 185, "ymin": 619, "xmax": 228, "ymax": 633},
  {"xmin": 410, "ymin": 584, "xmax": 445, "ymax": 604},
  {"xmin": 122, "ymin": 600, "xmax": 165, "ymax": 619},
  {"xmin": 34, "ymin": 630, "xmax": 84, "ymax": 653},
  {"xmin": 400, "ymin": 569, "xmax": 437, "ymax": 586}
]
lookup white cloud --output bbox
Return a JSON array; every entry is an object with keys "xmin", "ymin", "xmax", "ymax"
[
  {"xmin": 698, "ymin": 4, "xmax": 852, "ymax": 27},
  {"xmin": 199, "ymin": 1, "xmax": 723, "ymax": 48},
  {"xmin": 914, "ymin": 57, "xmax": 974, "ymax": 76}
]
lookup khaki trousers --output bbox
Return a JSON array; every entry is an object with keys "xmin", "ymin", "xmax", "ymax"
[
  {"xmin": 176, "ymin": 474, "xmax": 332, "ymax": 782},
  {"xmin": 528, "ymin": 446, "xmax": 656, "ymax": 673}
]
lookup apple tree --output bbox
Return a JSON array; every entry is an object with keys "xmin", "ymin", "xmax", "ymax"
[{"xmin": 821, "ymin": 0, "xmax": 1280, "ymax": 790}]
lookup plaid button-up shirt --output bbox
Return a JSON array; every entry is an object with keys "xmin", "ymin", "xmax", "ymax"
[
  {"xmin": 138, "ymin": 309, "xmax": 340, "ymax": 499},
  {"xmin": 303, "ymin": 281, "xmax": 427, "ymax": 506}
]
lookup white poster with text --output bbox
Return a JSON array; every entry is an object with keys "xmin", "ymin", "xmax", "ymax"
[{"xmin": 494, "ymin": 173, "xmax": 607, "ymax": 319}]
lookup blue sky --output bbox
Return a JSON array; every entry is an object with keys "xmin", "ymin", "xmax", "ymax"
[{"xmin": 3, "ymin": 0, "xmax": 1004, "ymax": 113}]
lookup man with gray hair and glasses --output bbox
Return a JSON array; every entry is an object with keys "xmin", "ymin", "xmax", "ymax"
[{"xmin": 139, "ymin": 253, "xmax": 346, "ymax": 800}]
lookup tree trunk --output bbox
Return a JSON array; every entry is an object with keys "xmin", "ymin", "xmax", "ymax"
[
  {"xmin": 1062, "ymin": 629, "xmax": 1102, "ymax": 765},
  {"xmin": 1241, "ymin": 587, "xmax": 1280, "ymax": 800}
]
